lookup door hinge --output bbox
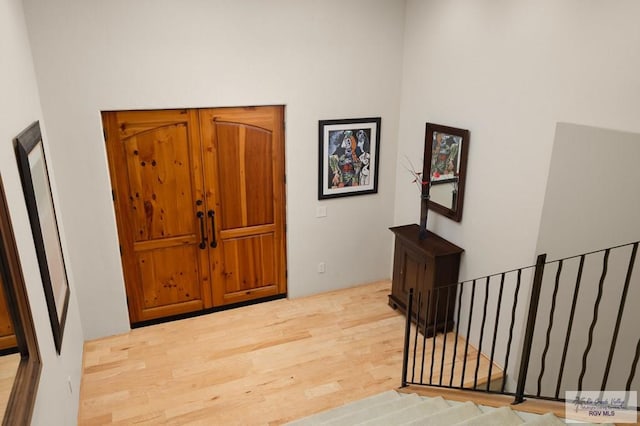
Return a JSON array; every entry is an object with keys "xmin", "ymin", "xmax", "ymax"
[
  {"xmin": 119, "ymin": 245, "xmax": 122, "ymax": 256},
  {"xmin": 284, "ymin": 174, "xmax": 287, "ymax": 184},
  {"xmin": 111, "ymin": 190, "xmax": 115, "ymax": 201},
  {"xmin": 103, "ymin": 128, "xmax": 107, "ymax": 141}
]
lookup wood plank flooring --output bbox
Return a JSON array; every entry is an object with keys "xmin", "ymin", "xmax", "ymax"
[
  {"xmin": 78, "ymin": 281, "xmax": 497, "ymax": 425},
  {"xmin": 0, "ymin": 352, "xmax": 19, "ymax": 417}
]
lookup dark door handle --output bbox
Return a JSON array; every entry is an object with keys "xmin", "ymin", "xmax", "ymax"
[
  {"xmin": 197, "ymin": 211, "xmax": 206, "ymax": 249},
  {"xmin": 208, "ymin": 210, "xmax": 217, "ymax": 248}
]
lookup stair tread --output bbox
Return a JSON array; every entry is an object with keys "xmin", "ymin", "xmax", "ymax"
[
  {"xmin": 323, "ymin": 394, "xmax": 422, "ymax": 425},
  {"xmin": 284, "ymin": 390, "xmax": 401, "ymax": 425},
  {"xmin": 402, "ymin": 401, "xmax": 482, "ymax": 426},
  {"xmin": 287, "ymin": 390, "xmax": 614, "ymax": 426},
  {"xmin": 355, "ymin": 396, "xmax": 451, "ymax": 426},
  {"xmin": 454, "ymin": 406, "xmax": 524, "ymax": 426},
  {"xmin": 522, "ymin": 412, "xmax": 565, "ymax": 426}
]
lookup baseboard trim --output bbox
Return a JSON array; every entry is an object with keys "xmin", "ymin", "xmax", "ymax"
[{"xmin": 131, "ymin": 293, "xmax": 287, "ymax": 329}]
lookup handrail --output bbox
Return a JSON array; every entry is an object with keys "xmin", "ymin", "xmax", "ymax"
[{"xmin": 432, "ymin": 239, "xmax": 640, "ymax": 292}]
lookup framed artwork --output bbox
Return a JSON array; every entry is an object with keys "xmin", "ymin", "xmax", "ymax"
[
  {"xmin": 318, "ymin": 117, "xmax": 381, "ymax": 199},
  {"xmin": 423, "ymin": 123, "xmax": 469, "ymax": 222},
  {"xmin": 15, "ymin": 121, "xmax": 70, "ymax": 354}
]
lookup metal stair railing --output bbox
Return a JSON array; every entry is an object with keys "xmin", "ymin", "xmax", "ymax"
[{"xmin": 401, "ymin": 241, "xmax": 639, "ymax": 410}]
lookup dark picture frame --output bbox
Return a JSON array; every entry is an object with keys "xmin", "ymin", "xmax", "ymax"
[
  {"xmin": 424, "ymin": 123, "xmax": 469, "ymax": 222},
  {"xmin": 15, "ymin": 121, "xmax": 70, "ymax": 354},
  {"xmin": 318, "ymin": 117, "xmax": 381, "ymax": 199}
]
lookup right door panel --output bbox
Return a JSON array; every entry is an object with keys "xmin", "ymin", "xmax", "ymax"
[{"xmin": 199, "ymin": 106, "xmax": 287, "ymax": 306}]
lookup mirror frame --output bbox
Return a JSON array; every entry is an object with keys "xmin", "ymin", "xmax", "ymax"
[
  {"xmin": 0, "ymin": 175, "xmax": 41, "ymax": 425},
  {"xmin": 15, "ymin": 121, "xmax": 70, "ymax": 354},
  {"xmin": 423, "ymin": 123, "xmax": 470, "ymax": 222}
]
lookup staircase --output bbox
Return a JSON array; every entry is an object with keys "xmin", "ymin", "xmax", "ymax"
[{"xmin": 285, "ymin": 390, "xmax": 611, "ymax": 425}]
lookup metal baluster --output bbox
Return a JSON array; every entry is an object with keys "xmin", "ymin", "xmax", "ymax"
[
  {"xmin": 411, "ymin": 291, "xmax": 422, "ymax": 383},
  {"xmin": 625, "ymin": 338, "xmax": 640, "ymax": 394},
  {"xmin": 502, "ymin": 269, "xmax": 522, "ymax": 393},
  {"xmin": 578, "ymin": 249, "xmax": 610, "ymax": 391},
  {"xmin": 419, "ymin": 291, "xmax": 429, "ymax": 384},
  {"xmin": 537, "ymin": 260, "xmax": 563, "ymax": 397},
  {"xmin": 429, "ymin": 288, "xmax": 440, "ymax": 385},
  {"xmin": 401, "ymin": 288, "xmax": 414, "ymax": 387},
  {"xmin": 461, "ymin": 280, "xmax": 476, "ymax": 388},
  {"xmin": 450, "ymin": 283, "xmax": 464, "ymax": 387},
  {"xmin": 555, "ymin": 255, "xmax": 585, "ymax": 399},
  {"xmin": 474, "ymin": 277, "xmax": 490, "ymax": 389},
  {"xmin": 601, "ymin": 243, "xmax": 638, "ymax": 390},
  {"xmin": 514, "ymin": 254, "xmax": 547, "ymax": 404},
  {"xmin": 439, "ymin": 284, "xmax": 452, "ymax": 386},
  {"xmin": 487, "ymin": 273, "xmax": 505, "ymax": 391}
]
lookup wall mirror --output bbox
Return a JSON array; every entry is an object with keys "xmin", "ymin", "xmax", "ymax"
[
  {"xmin": 15, "ymin": 121, "xmax": 70, "ymax": 354},
  {"xmin": 423, "ymin": 123, "xmax": 469, "ymax": 222},
  {"xmin": 0, "ymin": 175, "xmax": 42, "ymax": 425}
]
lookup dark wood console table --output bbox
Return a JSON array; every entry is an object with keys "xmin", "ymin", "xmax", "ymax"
[{"xmin": 389, "ymin": 224, "xmax": 464, "ymax": 336}]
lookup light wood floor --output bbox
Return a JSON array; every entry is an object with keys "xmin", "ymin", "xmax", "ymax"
[
  {"xmin": 0, "ymin": 352, "xmax": 19, "ymax": 417},
  {"xmin": 78, "ymin": 281, "xmax": 497, "ymax": 425}
]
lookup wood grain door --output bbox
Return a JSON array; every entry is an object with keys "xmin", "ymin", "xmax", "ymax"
[
  {"xmin": 0, "ymin": 274, "xmax": 17, "ymax": 351},
  {"xmin": 199, "ymin": 106, "xmax": 287, "ymax": 306},
  {"xmin": 103, "ymin": 109, "xmax": 212, "ymax": 323},
  {"xmin": 105, "ymin": 106, "xmax": 287, "ymax": 324}
]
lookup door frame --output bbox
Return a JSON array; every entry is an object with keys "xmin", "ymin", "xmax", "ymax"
[{"xmin": 102, "ymin": 105, "xmax": 288, "ymax": 325}]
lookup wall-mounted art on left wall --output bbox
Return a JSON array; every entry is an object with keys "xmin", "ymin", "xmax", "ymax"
[{"xmin": 15, "ymin": 121, "xmax": 69, "ymax": 354}]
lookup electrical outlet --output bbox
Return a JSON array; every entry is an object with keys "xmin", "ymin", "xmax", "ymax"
[{"xmin": 318, "ymin": 262, "xmax": 326, "ymax": 273}]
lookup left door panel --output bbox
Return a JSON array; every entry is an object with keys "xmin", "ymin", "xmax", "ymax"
[{"xmin": 103, "ymin": 110, "xmax": 212, "ymax": 323}]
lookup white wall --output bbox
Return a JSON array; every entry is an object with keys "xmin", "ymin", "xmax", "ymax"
[
  {"xmin": 22, "ymin": 0, "xmax": 406, "ymax": 340},
  {"xmin": 396, "ymin": 0, "xmax": 640, "ymax": 390},
  {"xmin": 396, "ymin": 0, "xmax": 640, "ymax": 279},
  {"xmin": 537, "ymin": 123, "xmax": 640, "ymax": 258},
  {"xmin": 530, "ymin": 123, "xmax": 640, "ymax": 395},
  {"xmin": 17, "ymin": 0, "xmax": 640, "ymax": 410},
  {"xmin": 0, "ymin": 0, "xmax": 84, "ymax": 424}
]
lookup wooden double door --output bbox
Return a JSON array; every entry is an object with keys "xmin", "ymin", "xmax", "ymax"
[{"xmin": 103, "ymin": 106, "xmax": 287, "ymax": 324}]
